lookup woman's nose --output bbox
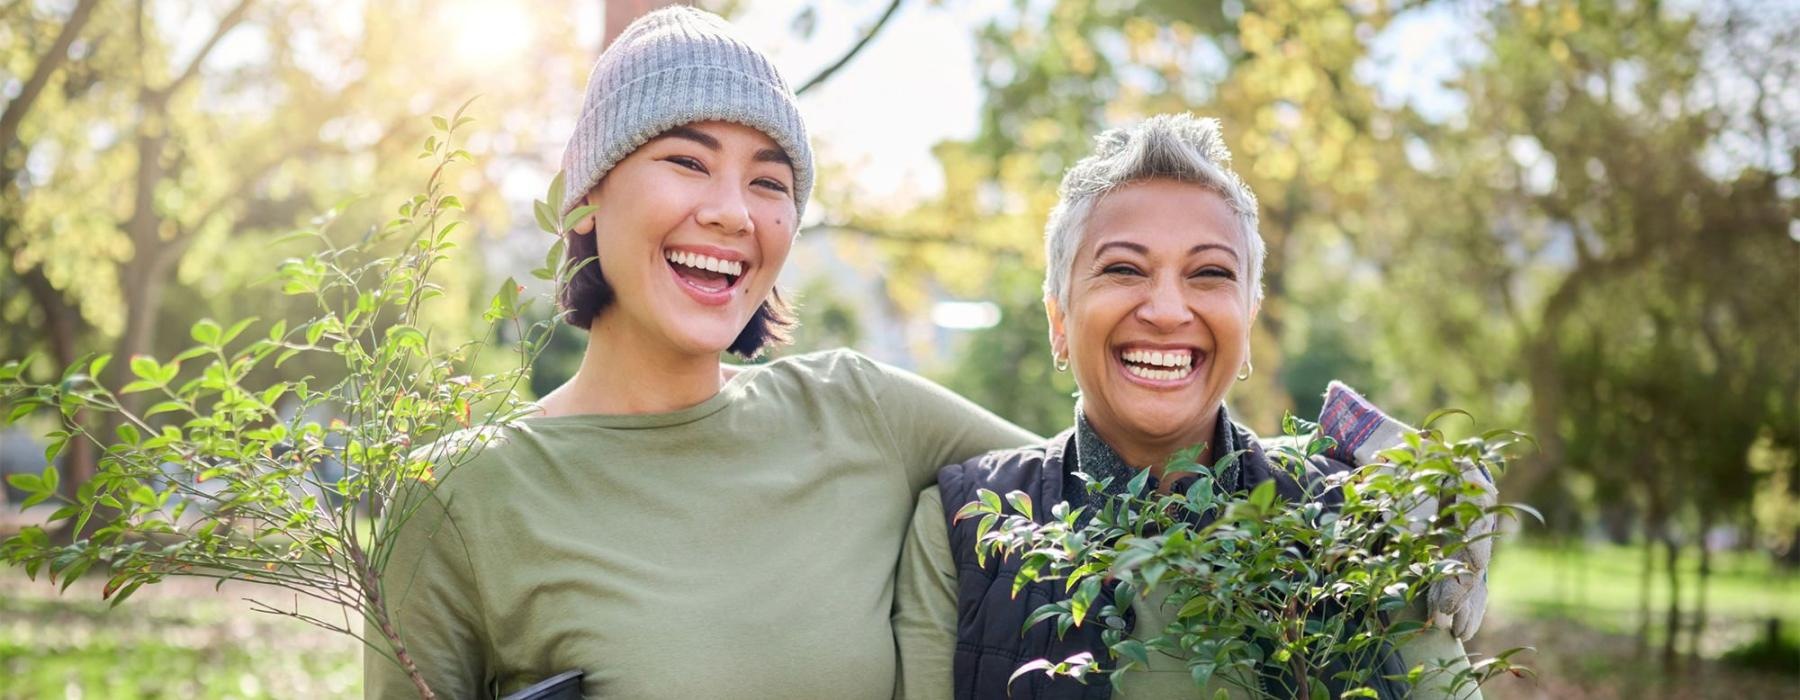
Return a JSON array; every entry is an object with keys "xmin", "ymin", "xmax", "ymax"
[
  {"xmin": 695, "ymin": 181, "xmax": 754, "ymax": 236},
  {"xmin": 1134, "ymin": 275, "xmax": 1195, "ymax": 330}
]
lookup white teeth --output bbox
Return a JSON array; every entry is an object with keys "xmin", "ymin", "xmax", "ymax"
[
  {"xmin": 1121, "ymin": 349, "xmax": 1193, "ymax": 368},
  {"xmin": 665, "ymin": 250, "xmax": 743, "ymax": 277},
  {"xmin": 1124, "ymin": 363, "xmax": 1190, "ymax": 381}
]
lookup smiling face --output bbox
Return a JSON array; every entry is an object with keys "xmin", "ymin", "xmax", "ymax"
[
  {"xmin": 577, "ymin": 120, "xmax": 798, "ymax": 359},
  {"xmin": 1048, "ymin": 179, "xmax": 1259, "ymax": 465}
]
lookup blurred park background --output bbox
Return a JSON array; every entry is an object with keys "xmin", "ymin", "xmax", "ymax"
[{"xmin": 2, "ymin": 0, "xmax": 1796, "ymax": 697}]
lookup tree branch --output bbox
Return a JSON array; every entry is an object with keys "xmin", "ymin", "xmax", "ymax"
[
  {"xmin": 0, "ymin": 0, "xmax": 103, "ymax": 151},
  {"xmin": 804, "ymin": 221, "xmax": 1024, "ymax": 258},
  {"xmin": 795, "ymin": 0, "xmax": 904, "ymax": 96},
  {"xmin": 152, "ymin": 0, "xmax": 257, "ymax": 101}
]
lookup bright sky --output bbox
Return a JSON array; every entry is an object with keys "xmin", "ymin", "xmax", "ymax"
[{"xmin": 730, "ymin": 0, "xmax": 999, "ymax": 207}]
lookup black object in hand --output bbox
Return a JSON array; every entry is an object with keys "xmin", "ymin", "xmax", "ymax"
[{"xmin": 500, "ymin": 671, "xmax": 583, "ymax": 700}]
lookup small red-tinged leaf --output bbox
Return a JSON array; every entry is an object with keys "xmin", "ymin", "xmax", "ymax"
[
  {"xmin": 129, "ymin": 356, "xmax": 160, "ymax": 381},
  {"xmin": 108, "ymin": 580, "xmax": 147, "ymax": 607},
  {"xmin": 1005, "ymin": 491, "xmax": 1034, "ymax": 520}
]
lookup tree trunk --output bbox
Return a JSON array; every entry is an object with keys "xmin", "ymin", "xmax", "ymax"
[
  {"xmin": 1661, "ymin": 532, "xmax": 1683, "ymax": 671},
  {"xmin": 1635, "ymin": 517, "xmax": 1657, "ymax": 657},
  {"xmin": 1690, "ymin": 512, "xmax": 1713, "ymax": 664},
  {"xmin": 604, "ymin": 0, "xmax": 678, "ymax": 48}
]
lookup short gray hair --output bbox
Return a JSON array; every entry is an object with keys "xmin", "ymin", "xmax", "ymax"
[{"xmin": 1042, "ymin": 114, "xmax": 1264, "ymax": 309}]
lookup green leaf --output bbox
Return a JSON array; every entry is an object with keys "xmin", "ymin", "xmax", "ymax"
[
  {"xmin": 1189, "ymin": 661, "xmax": 1216, "ymax": 690},
  {"xmin": 190, "ymin": 319, "xmax": 222, "ymax": 345},
  {"xmin": 438, "ymin": 195, "xmax": 462, "ymax": 211},
  {"xmin": 129, "ymin": 356, "xmax": 160, "ymax": 381},
  {"xmin": 7, "ymin": 473, "xmax": 43, "ymax": 494},
  {"xmin": 1005, "ymin": 490, "xmax": 1034, "ymax": 520},
  {"xmin": 120, "ymin": 380, "xmax": 161, "ymax": 394},
  {"xmin": 561, "ymin": 204, "xmax": 597, "ymax": 233},
  {"xmin": 546, "ymin": 170, "xmax": 567, "ymax": 217},
  {"xmin": 1115, "ymin": 639, "xmax": 1149, "ymax": 667},
  {"xmin": 88, "ymin": 354, "xmax": 112, "ymax": 380},
  {"xmin": 1421, "ymin": 408, "xmax": 1472, "ymax": 429},
  {"xmin": 109, "ymin": 579, "xmax": 147, "ymax": 607},
  {"xmin": 145, "ymin": 401, "xmax": 187, "ymax": 418},
  {"xmin": 386, "ymin": 325, "xmax": 427, "ymax": 352},
  {"xmin": 172, "ymin": 346, "xmax": 211, "ymax": 363},
  {"xmin": 221, "ymin": 317, "xmax": 258, "ymax": 346},
  {"xmin": 1127, "ymin": 467, "xmax": 1151, "ymax": 497},
  {"xmin": 534, "ymin": 200, "xmax": 556, "ymax": 234},
  {"xmin": 1249, "ymin": 479, "xmax": 1277, "ymax": 510},
  {"xmin": 432, "ymin": 115, "xmax": 449, "ymax": 131},
  {"xmin": 115, "ymin": 424, "xmax": 141, "ymax": 445}
]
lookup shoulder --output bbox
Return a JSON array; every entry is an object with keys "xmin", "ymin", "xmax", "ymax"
[
  {"xmin": 937, "ymin": 430, "xmax": 1071, "ymax": 501},
  {"xmin": 754, "ymin": 347, "xmax": 881, "ymax": 379},
  {"xmin": 740, "ymin": 347, "xmax": 885, "ymax": 396},
  {"xmin": 401, "ymin": 422, "xmax": 543, "ymax": 502}
]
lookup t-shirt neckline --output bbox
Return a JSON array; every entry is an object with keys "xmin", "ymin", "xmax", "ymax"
[{"xmin": 516, "ymin": 362, "xmax": 764, "ymax": 430}]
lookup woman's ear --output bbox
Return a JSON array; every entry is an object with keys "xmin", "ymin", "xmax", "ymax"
[
  {"xmin": 571, "ymin": 191, "xmax": 599, "ymax": 235},
  {"xmin": 1044, "ymin": 295, "xmax": 1068, "ymax": 361}
]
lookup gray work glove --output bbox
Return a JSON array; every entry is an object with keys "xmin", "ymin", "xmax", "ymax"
[{"xmin": 1319, "ymin": 381, "xmax": 1496, "ymax": 641}]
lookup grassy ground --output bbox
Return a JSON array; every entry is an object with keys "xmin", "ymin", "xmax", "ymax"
[
  {"xmin": 1485, "ymin": 539, "xmax": 1799, "ymax": 651},
  {"xmin": 1, "ymin": 573, "xmax": 362, "ymax": 699},
  {"xmin": 1, "ymin": 541, "xmax": 1794, "ymax": 698}
]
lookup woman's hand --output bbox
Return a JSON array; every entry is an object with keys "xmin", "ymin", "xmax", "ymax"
[{"xmin": 1320, "ymin": 381, "xmax": 1497, "ymax": 642}]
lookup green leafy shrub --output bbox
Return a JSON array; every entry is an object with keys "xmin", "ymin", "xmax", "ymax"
[
  {"xmin": 0, "ymin": 100, "xmax": 590, "ymax": 699},
  {"xmin": 959, "ymin": 415, "xmax": 1538, "ymax": 698}
]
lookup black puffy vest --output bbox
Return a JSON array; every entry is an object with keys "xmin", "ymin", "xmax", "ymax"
[{"xmin": 936, "ymin": 412, "xmax": 1410, "ymax": 700}]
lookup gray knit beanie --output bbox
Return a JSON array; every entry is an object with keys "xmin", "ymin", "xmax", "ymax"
[{"xmin": 560, "ymin": 5, "xmax": 813, "ymax": 221}]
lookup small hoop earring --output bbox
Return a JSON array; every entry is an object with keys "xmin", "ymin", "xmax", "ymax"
[
  {"xmin": 1237, "ymin": 360, "xmax": 1253, "ymax": 382},
  {"xmin": 1054, "ymin": 355, "xmax": 1069, "ymax": 372}
]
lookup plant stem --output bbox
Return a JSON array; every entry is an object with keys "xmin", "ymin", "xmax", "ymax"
[{"xmin": 351, "ymin": 544, "xmax": 435, "ymax": 699}]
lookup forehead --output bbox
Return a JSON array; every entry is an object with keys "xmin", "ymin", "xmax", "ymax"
[
  {"xmin": 1078, "ymin": 180, "xmax": 1241, "ymax": 257},
  {"xmin": 656, "ymin": 120, "xmax": 783, "ymax": 151}
]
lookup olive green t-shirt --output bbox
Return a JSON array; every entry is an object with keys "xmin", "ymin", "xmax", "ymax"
[
  {"xmin": 895, "ymin": 485, "xmax": 1485, "ymax": 700},
  {"xmin": 364, "ymin": 349, "xmax": 1037, "ymax": 699}
]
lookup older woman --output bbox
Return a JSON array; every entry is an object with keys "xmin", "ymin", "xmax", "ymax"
[{"xmin": 893, "ymin": 114, "xmax": 1484, "ymax": 699}]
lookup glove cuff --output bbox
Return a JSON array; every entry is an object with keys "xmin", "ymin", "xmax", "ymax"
[{"xmin": 1319, "ymin": 381, "xmax": 1412, "ymax": 465}]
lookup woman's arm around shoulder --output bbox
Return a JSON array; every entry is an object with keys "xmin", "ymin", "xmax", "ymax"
[
  {"xmin": 892, "ymin": 485, "xmax": 959, "ymax": 700},
  {"xmin": 845, "ymin": 351, "xmax": 1040, "ymax": 489}
]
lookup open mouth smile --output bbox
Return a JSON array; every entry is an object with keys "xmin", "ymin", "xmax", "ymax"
[
  {"xmin": 664, "ymin": 247, "xmax": 745, "ymax": 305},
  {"xmin": 1116, "ymin": 346, "xmax": 1201, "ymax": 385}
]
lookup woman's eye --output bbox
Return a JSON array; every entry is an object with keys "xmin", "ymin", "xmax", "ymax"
[
  {"xmin": 1103, "ymin": 264, "xmax": 1142, "ymax": 276},
  {"xmin": 1192, "ymin": 267, "xmax": 1236, "ymax": 280},
  {"xmin": 754, "ymin": 178, "xmax": 790, "ymax": 194},
  {"xmin": 665, "ymin": 156, "xmax": 707, "ymax": 173}
]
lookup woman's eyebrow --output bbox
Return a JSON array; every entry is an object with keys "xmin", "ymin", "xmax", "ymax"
[
  {"xmin": 656, "ymin": 125, "xmax": 720, "ymax": 150},
  {"xmin": 655, "ymin": 126, "xmax": 788, "ymax": 167},
  {"xmin": 1190, "ymin": 243, "xmax": 1239, "ymax": 260},
  {"xmin": 1093, "ymin": 241, "xmax": 1148, "ymax": 257}
]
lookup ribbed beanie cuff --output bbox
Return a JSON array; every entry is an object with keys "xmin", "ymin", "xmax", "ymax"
[{"xmin": 560, "ymin": 6, "xmax": 813, "ymax": 221}]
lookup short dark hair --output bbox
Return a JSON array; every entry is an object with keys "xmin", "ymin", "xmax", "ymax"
[{"xmin": 557, "ymin": 228, "xmax": 795, "ymax": 359}]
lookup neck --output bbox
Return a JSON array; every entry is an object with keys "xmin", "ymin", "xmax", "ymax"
[
  {"xmin": 540, "ymin": 316, "xmax": 732, "ymax": 417},
  {"xmin": 1085, "ymin": 409, "xmax": 1219, "ymax": 482}
]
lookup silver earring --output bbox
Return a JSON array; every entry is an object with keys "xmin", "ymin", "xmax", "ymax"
[
  {"xmin": 1237, "ymin": 360, "xmax": 1253, "ymax": 382},
  {"xmin": 1054, "ymin": 355, "xmax": 1069, "ymax": 372}
]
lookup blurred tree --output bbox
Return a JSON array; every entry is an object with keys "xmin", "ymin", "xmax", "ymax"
[{"xmin": 0, "ymin": 0, "xmax": 597, "ymax": 514}]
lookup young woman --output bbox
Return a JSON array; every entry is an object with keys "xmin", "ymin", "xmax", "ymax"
[{"xmin": 365, "ymin": 8, "xmax": 1034, "ymax": 698}]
